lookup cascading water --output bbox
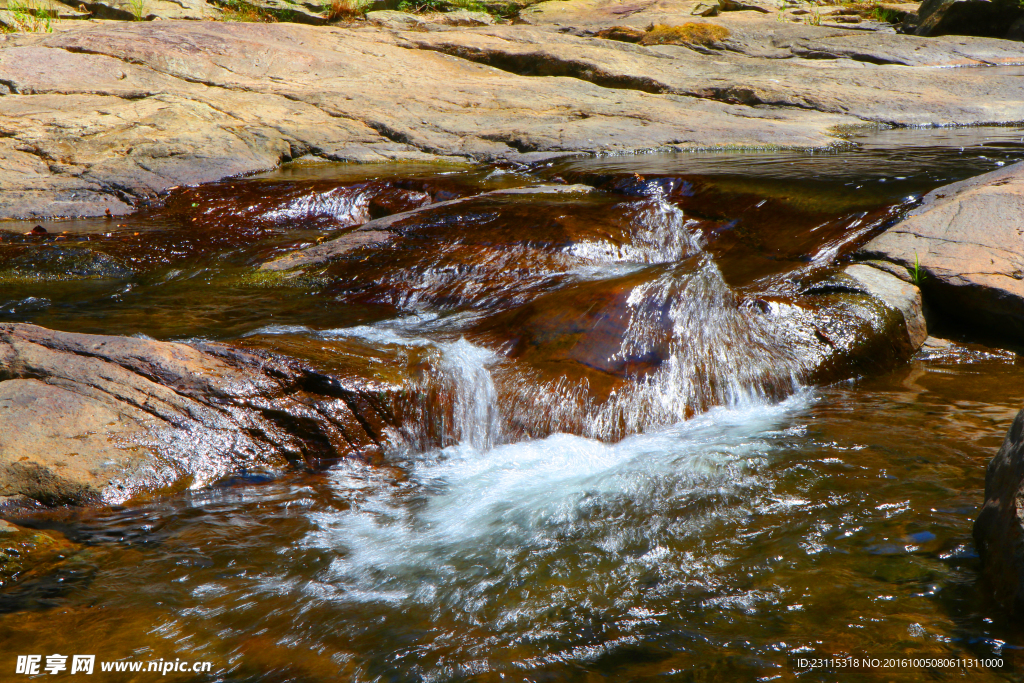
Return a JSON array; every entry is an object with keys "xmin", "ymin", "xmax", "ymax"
[
  {"xmin": 292, "ymin": 189, "xmax": 817, "ymax": 452},
  {"xmin": 452, "ymin": 191, "xmax": 822, "ymax": 444},
  {"xmin": 434, "ymin": 339, "xmax": 504, "ymax": 452}
]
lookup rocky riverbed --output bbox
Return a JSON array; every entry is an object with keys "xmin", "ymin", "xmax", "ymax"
[
  {"xmin": 2, "ymin": 2, "xmax": 1024, "ymax": 676},
  {"xmin": 1, "ymin": 3, "xmax": 1023, "ymax": 219}
]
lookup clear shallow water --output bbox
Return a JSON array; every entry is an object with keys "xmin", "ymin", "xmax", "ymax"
[
  {"xmin": 1, "ymin": 126, "xmax": 1024, "ymax": 681},
  {"xmin": 3, "ymin": 353, "xmax": 1023, "ymax": 682}
]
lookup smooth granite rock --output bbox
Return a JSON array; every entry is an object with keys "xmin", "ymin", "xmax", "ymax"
[
  {"xmin": 0, "ymin": 19, "xmax": 1021, "ymax": 219},
  {"xmin": 859, "ymin": 162, "xmax": 1024, "ymax": 341},
  {"xmin": 0, "ymin": 323, "xmax": 396, "ymax": 506}
]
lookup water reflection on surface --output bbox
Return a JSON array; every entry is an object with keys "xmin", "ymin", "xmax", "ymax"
[{"xmin": 2, "ymin": 351, "xmax": 1022, "ymax": 682}]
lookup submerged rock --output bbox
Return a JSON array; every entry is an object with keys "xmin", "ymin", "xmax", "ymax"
[
  {"xmin": 0, "ymin": 246, "xmax": 133, "ymax": 282},
  {"xmin": 258, "ymin": 184, "xmax": 595, "ymax": 275},
  {"xmin": 974, "ymin": 409, "xmax": 1024, "ymax": 612},
  {"xmin": 0, "ymin": 323, "xmax": 396, "ymax": 507},
  {"xmin": 0, "ymin": 519, "xmax": 75, "ymax": 589},
  {"xmin": 858, "ymin": 161, "xmax": 1024, "ymax": 342}
]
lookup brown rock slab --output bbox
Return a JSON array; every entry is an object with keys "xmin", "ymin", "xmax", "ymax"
[
  {"xmin": 0, "ymin": 323, "xmax": 397, "ymax": 506},
  {"xmin": 404, "ymin": 25, "xmax": 1024, "ymax": 122}
]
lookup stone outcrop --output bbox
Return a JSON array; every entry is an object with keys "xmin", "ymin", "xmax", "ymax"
[
  {"xmin": 0, "ymin": 323, "xmax": 396, "ymax": 507},
  {"xmin": 913, "ymin": 0, "xmax": 1024, "ymax": 39},
  {"xmin": 841, "ymin": 264, "xmax": 927, "ymax": 350},
  {"xmin": 858, "ymin": 161, "xmax": 1024, "ymax": 342},
  {"xmin": 366, "ymin": 8, "xmax": 494, "ymax": 27},
  {"xmin": 80, "ymin": 0, "xmax": 221, "ymax": 21},
  {"xmin": 0, "ymin": 18, "xmax": 1022, "ymax": 219},
  {"xmin": 975, "ymin": 409, "xmax": 1024, "ymax": 612}
]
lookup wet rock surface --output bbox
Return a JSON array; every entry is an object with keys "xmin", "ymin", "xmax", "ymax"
[
  {"xmin": 0, "ymin": 323, "xmax": 397, "ymax": 506},
  {"xmin": 256, "ymin": 175, "xmax": 928, "ymax": 443},
  {"xmin": 0, "ymin": 156, "xmax": 956, "ymax": 506},
  {"xmin": 841, "ymin": 264, "xmax": 927, "ymax": 350},
  {"xmin": 0, "ymin": 519, "xmax": 76, "ymax": 589},
  {"xmin": 0, "ymin": 17, "xmax": 1022, "ymax": 219},
  {"xmin": 859, "ymin": 161, "xmax": 1024, "ymax": 342},
  {"xmin": 975, "ymin": 409, "xmax": 1024, "ymax": 612}
]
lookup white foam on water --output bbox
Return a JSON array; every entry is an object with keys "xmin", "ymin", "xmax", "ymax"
[
  {"xmin": 566, "ymin": 196, "xmax": 704, "ymax": 267},
  {"xmin": 300, "ymin": 392, "xmax": 812, "ymax": 613},
  {"xmin": 434, "ymin": 338, "xmax": 504, "ymax": 451},
  {"xmin": 243, "ymin": 314, "xmax": 442, "ymax": 346},
  {"xmin": 260, "ymin": 186, "xmax": 373, "ymax": 225}
]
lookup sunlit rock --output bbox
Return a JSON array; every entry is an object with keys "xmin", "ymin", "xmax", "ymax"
[
  {"xmin": 859, "ymin": 161, "xmax": 1024, "ymax": 341},
  {"xmin": 0, "ymin": 323, "xmax": 395, "ymax": 506}
]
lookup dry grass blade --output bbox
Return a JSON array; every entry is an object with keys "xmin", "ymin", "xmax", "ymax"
[
  {"xmin": 639, "ymin": 22, "xmax": 730, "ymax": 46},
  {"xmin": 326, "ymin": 0, "xmax": 362, "ymax": 20}
]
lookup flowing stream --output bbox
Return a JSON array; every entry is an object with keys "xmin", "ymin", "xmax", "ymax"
[{"xmin": 2, "ymin": 127, "xmax": 1024, "ymax": 681}]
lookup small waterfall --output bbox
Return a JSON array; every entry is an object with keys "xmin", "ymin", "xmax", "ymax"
[
  {"xmin": 485, "ymin": 194, "xmax": 812, "ymax": 444},
  {"xmin": 307, "ymin": 193, "xmax": 817, "ymax": 452},
  {"xmin": 491, "ymin": 257, "xmax": 809, "ymax": 444},
  {"xmin": 566, "ymin": 192, "xmax": 704, "ymax": 266},
  {"xmin": 434, "ymin": 338, "xmax": 503, "ymax": 451},
  {"xmin": 592, "ymin": 258, "xmax": 807, "ymax": 439}
]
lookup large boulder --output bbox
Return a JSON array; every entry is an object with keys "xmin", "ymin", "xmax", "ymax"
[
  {"xmin": 975, "ymin": 409, "xmax": 1024, "ymax": 611},
  {"xmin": 912, "ymin": 0, "xmax": 1024, "ymax": 38},
  {"xmin": 0, "ymin": 323, "xmax": 395, "ymax": 507},
  {"xmin": 858, "ymin": 162, "xmax": 1024, "ymax": 342}
]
